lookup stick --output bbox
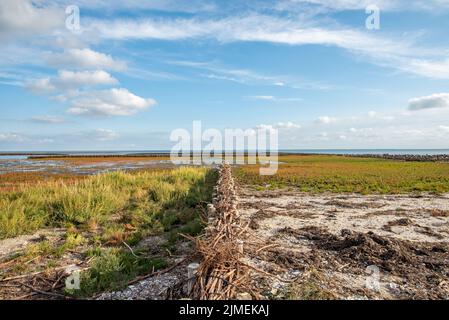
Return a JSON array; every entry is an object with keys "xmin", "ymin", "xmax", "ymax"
[
  {"xmin": 122, "ymin": 241, "xmax": 139, "ymax": 258},
  {"xmin": 126, "ymin": 258, "xmax": 186, "ymax": 286},
  {"xmin": 18, "ymin": 282, "xmax": 71, "ymax": 299}
]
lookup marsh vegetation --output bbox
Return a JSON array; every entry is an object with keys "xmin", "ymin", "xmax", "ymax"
[
  {"xmin": 235, "ymin": 155, "xmax": 449, "ymax": 194},
  {"xmin": 0, "ymin": 167, "xmax": 217, "ymax": 298}
]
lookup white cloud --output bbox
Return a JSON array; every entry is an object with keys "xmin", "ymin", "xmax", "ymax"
[
  {"xmin": 250, "ymin": 95, "xmax": 276, "ymax": 101},
  {"xmin": 27, "ymin": 70, "xmax": 118, "ymax": 94},
  {"xmin": 255, "ymin": 124, "xmax": 276, "ymax": 132},
  {"xmin": 56, "ymin": 70, "xmax": 118, "ymax": 87},
  {"xmin": 54, "ymin": 0, "xmax": 216, "ymax": 13},
  {"xmin": 68, "ymin": 88, "xmax": 156, "ymax": 116},
  {"xmin": 248, "ymin": 95, "xmax": 303, "ymax": 102},
  {"xmin": 0, "ymin": 133, "xmax": 25, "ymax": 142},
  {"xmin": 170, "ymin": 60, "xmax": 334, "ymax": 90},
  {"xmin": 256, "ymin": 122, "xmax": 301, "ymax": 132},
  {"xmin": 317, "ymin": 116, "xmax": 337, "ymax": 124},
  {"xmin": 87, "ymin": 15, "xmax": 408, "ymax": 59},
  {"xmin": 86, "ymin": 14, "xmax": 449, "ymax": 79},
  {"xmin": 275, "ymin": 122, "xmax": 301, "ymax": 129},
  {"xmin": 0, "ymin": 0, "xmax": 64, "ymax": 40},
  {"xmin": 46, "ymin": 48, "xmax": 127, "ymax": 71},
  {"xmin": 401, "ymin": 58, "xmax": 449, "ymax": 79},
  {"xmin": 93, "ymin": 129, "xmax": 119, "ymax": 141},
  {"xmin": 26, "ymin": 78, "xmax": 55, "ymax": 93},
  {"xmin": 439, "ymin": 125, "xmax": 449, "ymax": 133},
  {"xmin": 408, "ymin": 93, "xmax": 449, "ymax": 111},
  {"xmin": 275, "ymin": 0, "xmax": 449, "ymax": 12},
  {"xmin": 367, "ymin": 110, "xmax": 395, "ymax": 121},
  {"xmin": 31, "ymin": 115, "xmax": 66, "ymax": 124}
]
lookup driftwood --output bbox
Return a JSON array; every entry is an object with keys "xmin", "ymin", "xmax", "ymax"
[{"xmin": 187, "ymin": 163, "xmax": 253, "ymax": 300}]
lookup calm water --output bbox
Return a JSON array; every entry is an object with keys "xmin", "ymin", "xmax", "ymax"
[
  {"xmin": 1, "ymin": 149, "xmax": 449, "ymax": 157},
  {"xmin": 1, "ymin": 149, "xmax": 448, "ymax": 175}
]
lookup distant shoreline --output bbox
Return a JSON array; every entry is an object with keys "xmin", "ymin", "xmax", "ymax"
[
  {"xmin": 1, "ymin": 150, "xmax": 449, "ymax": 163},
  {"xmin": 1, "ymin": 149, "xmax": 449, "ymax": 157}
]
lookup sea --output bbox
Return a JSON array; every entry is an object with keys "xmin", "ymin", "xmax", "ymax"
[{"xmin": 1, "ymin": 149, "xmax": 449, "ymax": 159}]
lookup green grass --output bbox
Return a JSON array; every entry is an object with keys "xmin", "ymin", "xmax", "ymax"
[
  {"xmin": 68, "ymin": 247, "xmax": 168, "ymax": 297},
  {"xmin": 0, "ymin": 166, "xmax": 217, "ymax": 297},
  {"xmin": 0, "ymin": 167, "xmax": 216, "ymax": 240},
  {"xmin": 235, "ymin": 155, "xmax": 449, "ymax": 194}
]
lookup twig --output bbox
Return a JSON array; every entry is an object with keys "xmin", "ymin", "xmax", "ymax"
[
  {"xmin": 239, "ymin": 261, "xmax": 296, "ymax": 283},
  {"xmin": 255, "ymin": 243, "xmax": 279, "ymax": 253},
  {"xmin": 17, "ymin": 282, "xmax": 71, "ymax": 299},
  {"xmin": 0, "ymin": 258, "xmax": 92, "ymax": 283},
  {"xmin": 122, "ymin": 241, "xmax": 139, "ymax": 258},
  {"xmin": 126, "ymin": 258, "xmax": 187, "ymax": 286}
]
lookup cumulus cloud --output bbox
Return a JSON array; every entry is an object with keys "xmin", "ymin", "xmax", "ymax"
[
  {"xmin": 46, "ymin": 48, "xmax": 127, "ymax": 71},
  {"xmin": 56, "ymin": 70, "xmax": 118, "ymax": 87},
  {"xmin": 25, "ymin": 70, "xmax": 153, "ymax": 117},
  {"xmin": 0, "ymin": 0, "xmax": 64, "ymax": 40},
  {"xmin": 317, "ymin": 116, "xmax": 337, "ymax": 124},
  {"xmin": 26, "ymin": 78, "xmax": 55, "ymax": 94},
  {"xmin": 27, "ymin": 70, "xmax": 118, "ymax": 94},
  {"xmin": 68, "ymin": 88, "xmax": 157, "ymax": 116},
  {"xmin": 408, "ymin": 93, "xmax": 449, "ymax": 111}
]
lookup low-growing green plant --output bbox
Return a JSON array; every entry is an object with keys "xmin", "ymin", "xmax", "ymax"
[
  {"xmin": 235, "ymin": 155, "xmax": 449, "ymax": 194},
  {"xmin": 69, "ymin": 247, "xmax": 167, "ymax": 297},
  {"xmin": 1, "ymin": 166, "xmax": 218, "ymax": 298},
  {"xmin": 0, "ymin": 167, "xmax": 216, "ymax": 240}
]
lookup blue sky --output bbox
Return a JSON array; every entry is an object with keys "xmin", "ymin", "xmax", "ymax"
[{"xmin": 1, "ymin": 0, "xmax": 449, "ymax": 151}]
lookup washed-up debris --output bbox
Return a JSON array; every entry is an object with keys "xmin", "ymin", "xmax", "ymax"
[{"xmin": 185, "ymin": 163, "xmax": 253, "ymax": 300}]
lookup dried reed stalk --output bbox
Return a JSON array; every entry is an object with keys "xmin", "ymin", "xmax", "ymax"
[{"xmin": 188, "ymin": 163, "xmax": 252, "ymax": 300}]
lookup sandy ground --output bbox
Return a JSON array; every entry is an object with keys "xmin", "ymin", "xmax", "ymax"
[
  {"xmin": 239, "ymin": 189, "xmax": 449, "ymax": 300},
  {"xmin": 0, "ymin": 229, "xmax": 66, "ymax": 261}
]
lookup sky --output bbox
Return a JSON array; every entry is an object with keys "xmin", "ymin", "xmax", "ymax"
[{"xmin": 1, "ymin": 0, "xmax": 449, "ymax": 151}]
